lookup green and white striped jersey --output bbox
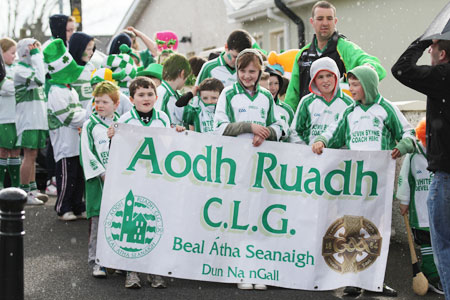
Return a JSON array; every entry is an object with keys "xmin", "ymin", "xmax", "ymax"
[
  {"xmin": 397, "ymin": 143, "xmax": 432, "ymax": 229},
  {"xmin": 195, "ymin": 52, "xmax": 236, "ymax": 88},
  {"xmin": 319, "ymin": 95, "xmax": 415, "ymax": 151},
  {"xmin": 289, "ymin": 89, "xmax": 353, "ymax": 145},
  {"xmin": 0, "ymin": 64, "xmax": 16, "ymax": 124},
  {"xmin": 214, "ymin": 83, "xmax": 283, "ymax": 140},
  {"xmin": 14, "ymin": 51, "xmax": 48, "ymax": 135},
  {"xmin": 184, "ymin": 97, "xmax": 216, "ymax": 133},
  {"xmin": 155, "ymin": 81, "xmax": 185, "ymax": 126},
  {"xmin": 47, "ymin": 84, "xmax": 86, "ymax": 162},
  {"xmin": 80, "ymin": 113, "xmax": 118, "ymax": 180},
  {"xmin": 71, "ymin": 62, "xmax": 95, "ymax": 109},
  {"xmin": 118, "ymin": 107, "xmax": 170, "ymax": 128}
]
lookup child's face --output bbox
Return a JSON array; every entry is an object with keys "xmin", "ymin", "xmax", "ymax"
[
  {"xmin": 66, "ymin": 21, "xmax": 76, "ymax": 42},
  {"xmin": 268, "ymin": 76, "xmax": 280, "ymax": 98},
  {"xmin": 238, "ymin": 61, "xmax": 259, "ymax": 91},
  {"xmin": 200, "ymin": 90, "xmax": 220, "ymax": 105},
  {"xmin": 95, "ymin": 94, "xmax": 118, "ymax": 118},
  {"xmin": 82, "ymin": 40, "xmax": 95, "ymax": 63},
  {"xmin": 225, "ymin": 49, "xmax": 239, "ymax": 68},
  {"xmin": 131, "ymin": 86, "xmax": 157, "ymax": 113},
  {"xmin": 314, "ymin": 70, "xmax": 336, "ymax": 97},
  {"xmin": 348, "ymin": 78, "xmax": 365, "ymax": 103},
  {"xmin": 2, "ymin": 45, "xmax": 16, "ymax": 65}
]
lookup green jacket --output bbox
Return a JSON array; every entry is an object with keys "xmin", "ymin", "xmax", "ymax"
[{"xmin": 284, "ymin": 35, "xmax": 386, "ymax": 112}]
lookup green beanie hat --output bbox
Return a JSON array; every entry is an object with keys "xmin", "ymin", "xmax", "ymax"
[
  {"xmin": 136, "ymin": 63, "xmax": 163, "ymax": 80},
  {"xmin": 43, "ymin": 38, "xmax": 84, "ymax": 84},
  {"xmin": 348, "ymin": 66, "xmax": 379, "ymax": 105}
]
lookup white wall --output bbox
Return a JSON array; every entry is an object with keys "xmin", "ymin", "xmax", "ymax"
[
  {"xmin": 242, "ymin": 0, "xmax": 448, "ymax": 102},
  {"xmin": 132, "ymin": 0, "xmax": 241, "ymax": 56}
]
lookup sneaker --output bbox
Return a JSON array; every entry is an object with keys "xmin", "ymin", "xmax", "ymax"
[
  {"xmin": 76, "ymin": 211, "xmax": 87, "ymax": 219},
  {"xmin": 58, "ymin": 211, "xmax": 77, "ymax": 221},
  {"xmin": 343, "ymin": 286, "xmax": 362, "ymax": 296},
  {"xmin": 45, "ymin": 180, "xmax": 57, "ymax": 196},
  {"xmin": 254, "ymin": 284, "xmax": 267, "ymax": 290},
  {"xmin": 125, "ymin": 271, "xmax": 141, "ymax": 289},
  {"xmin": 428, "ymin": 278, "xmax": 444, "ymax": 295},
  {"xmin": 147, "ymin": 274, "xmax": 167, "ymax": 288},
  {"xmin": 31, "ymin": 190, "xmax": 49, "ymax": 203},
  {"xmin": 92, "ymin": 264, "xmax": 107, "ymax": 278},
  {"xmin": 382, "ymin": 284, "xmax": 397, "ymax": 297},
  {"xmin": 26, "ymin": 192, "xmax": 44, "ymax": 206},
  {"xmin": 237, "ymin": 283, "xmax": 254, "ymax": 290}
]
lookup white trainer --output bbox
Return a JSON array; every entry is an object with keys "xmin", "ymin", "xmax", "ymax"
[
  {"xmin": 58, "ymin": 211, "xmax": 77, "ymax": 221},
  {"xmin": 254, "ymin": 284, "xmax": 267, "ymax": 290},
  {"xmin": 26, "ymin": 192, "xmax": 44, "ymax": 206},
  {"xmin": 237, "ymin": 283, "xmax": 254, "ymax": 290},
  {"xmin": 31, "ymin": 190, "xmax": 49, "ymax": 203},
  {"xmin": 45, "ymin": 180, "xmax": 57, "ymax": 196}
]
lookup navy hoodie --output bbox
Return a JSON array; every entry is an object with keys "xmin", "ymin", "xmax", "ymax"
[
  {"xmin": 69, "ymin": 32, "xmax": 95, "ymax": 66},
  {"xmin": 49, "ymin": 14, "xmax": 69, "ymax": 45},
  {"xmin": 109, "ymin": 33, "xmax": 132, "ymax": 55}
]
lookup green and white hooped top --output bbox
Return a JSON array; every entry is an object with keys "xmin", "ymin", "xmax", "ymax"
[
  {"xmin": 71, "ymin": 62, "xmax": 95, "ymax": 109},
  {"xmin": 0, "ymin": 64, "xmax": 16, "ymax": 124}
]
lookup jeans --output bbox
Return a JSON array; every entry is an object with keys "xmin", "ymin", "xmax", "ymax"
[{"xmin": 427, "ymin": 171, "xmax": 450, "ymax": 298}]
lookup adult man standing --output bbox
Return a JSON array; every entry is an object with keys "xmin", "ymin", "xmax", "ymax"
[
  {"xmin": 284, "ymin": 0, "xmax": 386, "ymax": 112},
  {"xmin": 392, "ymin": 37, "xmax": 450, "ymax": 299}
]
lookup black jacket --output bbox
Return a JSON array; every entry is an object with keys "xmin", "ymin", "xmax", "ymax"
[
  {"xmin": 392, "ymin": 38, "xmax": 450, "ymax": 173},
  {"xmin": 69, "ymin": 32, "xmax": 94, "ymax": 66}
]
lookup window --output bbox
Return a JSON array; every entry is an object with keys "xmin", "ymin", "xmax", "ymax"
[{"xmin": 270, "ymin": 29, "xmax": 285, "ymax": 52}]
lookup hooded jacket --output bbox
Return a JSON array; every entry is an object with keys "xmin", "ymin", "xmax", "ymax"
[
  {"xmin": 109, "ymin": 33, "xmax": 132, "ymax": 55},
  {"xmin": 69, "ymin": 32, "xmax": 95, "ymax": 66},
  {"xmin": 309, "ymin": 57, "xmax": 340, "ymax": 101},
  {"xmin": 49, "ymin": 14, "xmax": 69, "ymax": 45},
  {"xmin": 316, "ymin": 66, "xmax": 415, "ymax": 153},
  {"xmin": 347, "ymin": 66, "xmax": 379, "ymax": 106},
  {"xmin": 0, "ymin": 51, "xmax": 5, "ymax": 82},
  {"xmin": 289, "ymin": 57, "xmax": 353, "ymax": 145}
]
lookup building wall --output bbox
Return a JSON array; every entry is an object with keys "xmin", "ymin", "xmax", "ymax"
[
  {"xmin": 241, "ymin": 0, "xmax": 448, "ymax": 102},
  {"xmin": 132, "ymin": 0, "xmax": 241, "ymax": 57}
]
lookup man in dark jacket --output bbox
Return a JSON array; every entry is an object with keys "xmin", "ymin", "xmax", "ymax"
[{"xmin": 392, "ymin": 37, "xmax": 450, "ymax": 298}]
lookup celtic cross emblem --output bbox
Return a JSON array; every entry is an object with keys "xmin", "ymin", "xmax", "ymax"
[{"xmin": 322, "ymin": 215, "xmax": 382, "ymax": 273}]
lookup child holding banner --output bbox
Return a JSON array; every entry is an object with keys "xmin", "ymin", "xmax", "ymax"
[
  {"xmin": 108, "ymin": 76, "xmax": 184, "ymax": 289},
  {"xmin": 397, "ymin": 119, "xmax": 443, "ymax": 294},
  {"xmin": 311, "ymin": 65, "xmax": 416, "ymax": 297},
  {"xmin": 80, "ymin": 81, "xmax": 120, "ymax": 278},
  {"xmin": 289, "ymin": 57, "xmax": 353, "ymax": 145},
  {"xmin": 213, "ymin": 48, "xmax": 282, "ymax": 290},
  {"xmin": 213, "ymin": 49, "xmax": 283, "ymax": 149}
]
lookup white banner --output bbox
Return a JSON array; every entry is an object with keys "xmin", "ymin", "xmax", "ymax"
[{"xmin": 97, "ymin": 123, "xmax": 396, "ymax": 292}]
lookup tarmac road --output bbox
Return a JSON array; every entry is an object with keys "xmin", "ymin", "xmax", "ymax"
[{"xmin": 21, "ymin": 198, "xmax": 445, "ymax": 300}]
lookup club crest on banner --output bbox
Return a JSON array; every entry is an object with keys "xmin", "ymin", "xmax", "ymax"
[
  {"xmin": 322, "ymin": 215, "xmax": 382, "ymax": 274},
  {"xmin": 104, "ymin": 190, "xmax": 163, "ymax": 258}
]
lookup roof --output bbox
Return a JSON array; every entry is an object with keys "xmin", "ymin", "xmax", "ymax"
[{"xmin": 224, "ymin": 0, "xmax": 315, "ymax": 22}]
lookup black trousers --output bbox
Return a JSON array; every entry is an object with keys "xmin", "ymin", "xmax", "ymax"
[{"xmin": 55, "ymin": 156, "xmax": 85, "ymax": 216}]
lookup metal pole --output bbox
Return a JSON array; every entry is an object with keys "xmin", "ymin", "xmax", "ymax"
[{"xmin": 0, "ymin": 188, "xmax": 27, "ymax": 300}]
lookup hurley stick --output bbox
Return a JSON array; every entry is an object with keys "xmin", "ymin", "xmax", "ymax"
[{"xmin": 403, "ymin": 214, "xmax": 429, "ymax": 295}]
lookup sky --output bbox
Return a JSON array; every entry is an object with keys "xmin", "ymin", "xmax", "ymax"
[{"xmin": 0, "ymin": 0, "xmax": 134, "ymax": 38}]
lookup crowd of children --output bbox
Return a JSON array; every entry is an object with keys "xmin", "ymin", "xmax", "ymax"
[{"xmin": 0, "ymin": 1, "xmax": 444, "ymax": 296}]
